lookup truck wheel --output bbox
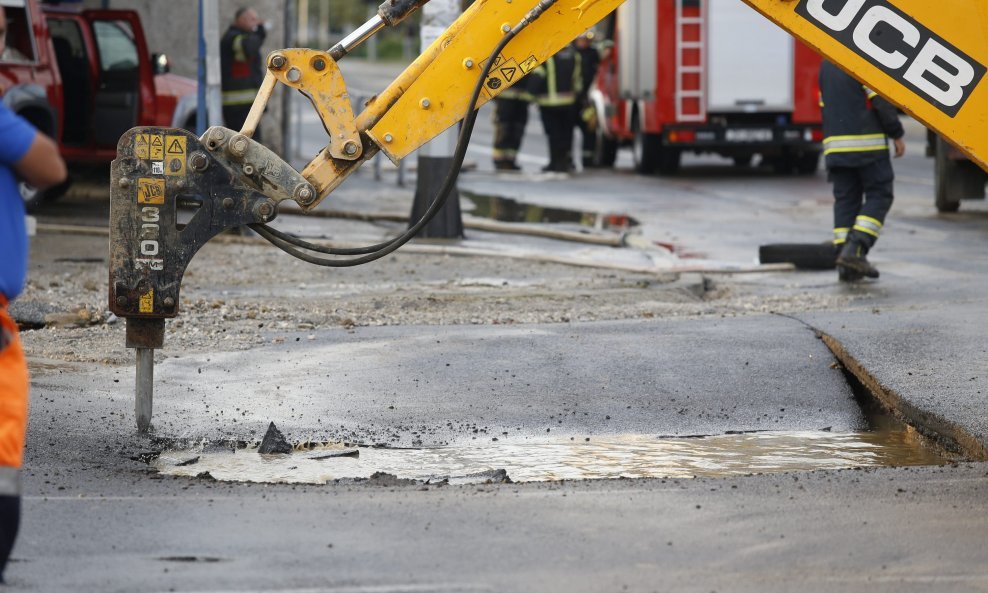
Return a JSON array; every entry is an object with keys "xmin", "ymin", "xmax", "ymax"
[
  {"xmin": 595, "ymin": 132, "xmax": 618, "ymax": 168},
  {"xmin": 20, "ymin": 178, "xmax": 71, "ymax": 214},
  {"xmin": 733, "ymin": 155, "xmax": 753, "ymax": 168},
  {"xmin": 795, "ymin": 151, "xmax": 821, "ymax": 175},
  {"xmin": 935, "ymin": 136, "xmax": 986, "ymax": 213},
  {"xmin": 20, "ymin": 181, "xmax": 45, "ymax": 213},
  {"xmin": 656, "ymin": 146, "xmax": 681, "ymax": 175},
  {"xmin": 632, "ymin": 114, "xmax": 662, "ymax": 174}
]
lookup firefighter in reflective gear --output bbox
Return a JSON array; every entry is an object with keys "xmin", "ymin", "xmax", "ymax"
[
  {"xmin": 529, "ymin": 45, "xmax": 582, "ymax": 173},
  {"xmin": 221, "ymin": 7, "xmax": 267, "ymax": 140},
  {"xmin": 574, "ymin": 32, "xmax": 601, "ymax": 168},
  {"xmin": 819, "ymin": 60, "xmax": 905, "ymax": 282},
  {"xmin": 492, "ymin": 76, "xmax": 532, "ymax": 171}
]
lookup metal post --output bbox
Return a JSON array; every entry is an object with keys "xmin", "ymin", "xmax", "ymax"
[
  {"xmin": 318, "ymin": 0, "xmax": 330, "ymax": 49},
  {"xmin": 196, "ymin": 0, "xmax": 207, "ymax": 135},
  {"xmin": 203, "ymin": 0, "xmax": 223, "ymax": 128},
  {"xmin": 135, "ymin": 348, "xmax": 154, "ymax": 433},
  {"xmin": 410, "ymin": 0, "xmax": 463, "ymax": 237},
  {"xmin": 282, "ymin": 0, "xmax": 298, "ymax": 160}
]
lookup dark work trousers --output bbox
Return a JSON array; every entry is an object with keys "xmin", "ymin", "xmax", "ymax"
[
  {"xmin": 577, "ymin": 107, "xmax": 597, "ymax": 166},
  {"xmin": 0, "ymin": 496, "xmax": 19, "ymax": 582},
  {"xmin": 539, "ymin": 104, "xmax": 577, "ymax": 171},
  {"xmin": 222, "ymin": 105, "xmax": 261, "ymax": 142},
  {"xmin": 830, "ymin": 158, "xmax": 894, "ymax": 250},
  {"xmin": 492, "ymin": 98, "xmax": 529, "ymax": 164}
]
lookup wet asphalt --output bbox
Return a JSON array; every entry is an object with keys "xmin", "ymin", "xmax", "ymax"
[{"xmin": 11, "ymin": 62, "xmax": 988, "ymax": 590}]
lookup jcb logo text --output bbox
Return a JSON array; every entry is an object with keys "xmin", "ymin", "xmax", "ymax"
[{"xmin": 798, "ymin": 0, "xmax": 986, "ymax": 116}]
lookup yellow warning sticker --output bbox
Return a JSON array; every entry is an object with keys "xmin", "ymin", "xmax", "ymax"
[
  {"xmin": 139, "ymin": 289, "xmax": 154, "ymax": 314},
  {"xmin": 164, "ymin": 135, "xmax": 187, "ymax": 177},
  {"xmin": 520, "ymin": 55, "xmax": 539, "ymax": 74},
  {"xmin": 483, "ymin": 58, "xmax": 520, "ymax": 99},
  {"xmin": 137, "ymin": 178, "xmax": 165, "ymax": 205},
  {"xmin": 135, "ymin": 134, "xmax": 150, "ymax": 160},
  {"xmin": 150, "ymin": 135, "xmax": 164, "ymax": 160}
]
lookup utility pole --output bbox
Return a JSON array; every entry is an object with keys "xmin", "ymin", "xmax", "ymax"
[
  {"xmin": 197, "ymin": 0, "xmax": 222, "ymax": 136},
  {"xmin": 410, "ymin": 0, "xmax": 464, "ymax": 239}
]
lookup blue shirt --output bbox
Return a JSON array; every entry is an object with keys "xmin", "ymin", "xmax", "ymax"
[{"xmin": 0, "ymin": 102, "xmax": 37, "ymax": 301}]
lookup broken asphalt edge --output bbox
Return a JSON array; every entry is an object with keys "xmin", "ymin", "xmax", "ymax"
[{"xmin": 818, "ymin": 332, "xmax": 988, "ymax": 461}]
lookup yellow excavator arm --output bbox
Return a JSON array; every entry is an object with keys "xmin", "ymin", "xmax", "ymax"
[
  {"xmin": 249, "ymin": 0, "xmax": 988, "ymax": 204},
  {"xmin": 743, "ymin": 0, "xmax": 988, "ymax": 172}
]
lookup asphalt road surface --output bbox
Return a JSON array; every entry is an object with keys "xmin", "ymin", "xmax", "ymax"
[{"xmin": 16, "ymin": 59, "xmax": 988, "ymax": 591}]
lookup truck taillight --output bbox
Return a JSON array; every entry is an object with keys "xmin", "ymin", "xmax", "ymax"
[
  {"xmin": 807, "ymin": 128, "xmax": 824, "ymax": 142},
  {"xmin": 668, "ymin": 130, "xmax": 696, "ymax": 143}
]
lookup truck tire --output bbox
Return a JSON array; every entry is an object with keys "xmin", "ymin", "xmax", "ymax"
[
  {"xmin": 656, "ymin": 145, "xmax": 680, "ymax": 175},
  {"xmin": 20, "ymin": 178, "xmax": 70, "ymax": 214},
  {"xmin": 595, "ymin": 132, "xmax": 618, "ymax": 168},
  {"xmin": 935, "ymin": 136, "xmax": 986, "ymax": 213},
  {"xmin": 795, "ymin": 151, "xmax": 821, "ymax": 175},
  {"xmin": 632, "ymin": 127, "xmax": 656, "ymax": 174}
]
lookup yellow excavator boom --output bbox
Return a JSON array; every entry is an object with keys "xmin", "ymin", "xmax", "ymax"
[{"xmin": 742, "ymin": 0, "xmax": 988, "ymax": 170}]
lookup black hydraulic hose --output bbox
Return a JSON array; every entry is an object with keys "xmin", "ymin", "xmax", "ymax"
[{"xmin": 250, "ymin": 2, "xmax": 557, "ymax": 267}]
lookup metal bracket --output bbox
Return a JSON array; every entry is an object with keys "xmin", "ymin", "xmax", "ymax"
[{"xmin": 267, "ymin": 49, "xmax": 364, "ymax": 161}]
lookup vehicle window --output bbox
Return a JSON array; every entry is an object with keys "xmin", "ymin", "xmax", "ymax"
[
  {"xmin": 0, "ymin": 5, "xmax": 35, "ymax": 63},
  {"xmin": 93, "ymin": 20, "xmax": 138, "ymax": 72},
  {"xmin": 47, "ymin": 18, "xmax": 86, "ymax": 60}
]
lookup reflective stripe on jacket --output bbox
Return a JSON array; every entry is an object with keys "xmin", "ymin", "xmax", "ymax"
[
  {"xmin": 819, "ymin": 60, "xmax": 903, "ymax": 168},
  {"xmin": 220, "ymin": 26, "xmax": 267, "ymax": 106},
  {"xmin": 528, "ymin": 46, "xmax": 582, "ymax": 107}
]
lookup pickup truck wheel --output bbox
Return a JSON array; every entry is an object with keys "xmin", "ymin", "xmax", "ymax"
[
  {"xmin": 935, "ymin": 136, "xmax": 985, "ymax": 213},
  {"xmin": 20, "ymin": 178, "xmax": 70, "ymax": 214},
  {"xmin": 20, "ymin": 181, "xmax": 45, "ymax": 213}
]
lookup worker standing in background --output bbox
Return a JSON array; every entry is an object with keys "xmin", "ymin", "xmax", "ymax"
[
  {"xmin": 529, "ymin": 44, "xmax": 582, "ymax": 173},
  {"xmin": 574, "ymin": 31, "xmax": 601, "ymax": 169},
  {"xmin": 0, "ymin": 7, "xmax": 68, "ymax": 582},
  {"xmin": 221, "ymin": 7, "xmax": 267, "ymax": 140},
  {"xmin": 819, "ymin": 59, "xmax": 905, "ymax": 282},
  {"xmin": 491, "ymin": 74, "xmax": 532, "ymax": 171}
]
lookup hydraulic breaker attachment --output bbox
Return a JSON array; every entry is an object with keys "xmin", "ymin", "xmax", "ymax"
[{"xmin": 108, "ymin": 126, "xmax": 314, "ymax": 431}]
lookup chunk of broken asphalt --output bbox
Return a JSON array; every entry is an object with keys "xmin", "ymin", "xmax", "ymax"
[
  {"xmin": 309, "ymin": 449, "xmax": 359, "ymax": 460},
  {"xmin": 258, "ymin": 422, "xmax": 292, "ymax": 454}
]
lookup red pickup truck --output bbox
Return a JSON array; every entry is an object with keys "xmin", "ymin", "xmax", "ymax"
[{"xmin": 0, "ymin": 0, "xmax": 196, "ymax": 211}]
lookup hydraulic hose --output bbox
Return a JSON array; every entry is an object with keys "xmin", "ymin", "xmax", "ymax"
[{"xmin": 252, "ymin": 0, "xmax": 558, "ymax": 267}]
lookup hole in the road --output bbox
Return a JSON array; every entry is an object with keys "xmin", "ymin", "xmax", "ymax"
[
  {"xmin": 152, "ymin": 400, "xmax": 950, "ymax": 485},
  {"xmin": 463, "ymin": 191, "xmax": 639, "ymax": 232}
]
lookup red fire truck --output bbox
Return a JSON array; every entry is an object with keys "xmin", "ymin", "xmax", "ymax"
[{"xmin": 591, "ymin": 0, "xmax": 824, "ymax": 175}]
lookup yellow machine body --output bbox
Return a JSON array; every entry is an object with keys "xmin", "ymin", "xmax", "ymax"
[
  {"xmin": 366, "ymin": 0, "xmax": 625, "ymax": 162},
  {"xmin": 742, "ymin": 0, "xmax": 988, "ymax": 171}
]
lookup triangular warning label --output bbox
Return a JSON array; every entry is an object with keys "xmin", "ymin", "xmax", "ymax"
[
  {"xmin": 500, "ymin": 67, "xmax": 517, "ymax": 82},
  {"xmin": 167, "ymin": 139, "xmax": 184, "ymax": 154},
  {"xmin": 136, "ymin": 136, "xmax": 148, "ymax": 146},
  {"xmin": 151, "ymin": 136, "xmax": 163, "ymax": 147}
]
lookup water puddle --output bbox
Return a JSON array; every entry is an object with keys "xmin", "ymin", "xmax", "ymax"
[
  {"xmin": 154, "ymin": 421, "xmax": 949, "ymax": 485},
  {"xmin": 464, "ymin": 192, "xmax": 638, "ymax": 232}
]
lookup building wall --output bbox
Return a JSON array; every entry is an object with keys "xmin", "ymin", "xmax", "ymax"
[{"xmin": 85, "ymin": 0, "xmax": 287, "ymax": 152}]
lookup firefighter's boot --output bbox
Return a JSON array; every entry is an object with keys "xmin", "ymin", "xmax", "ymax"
[
  {"xmin": 832, "ymin": 242, "xmax": 863, "ymax": 282},
  {"xmin": 836, "ymin": 233, "xmax": 879, "ymax": 279}
]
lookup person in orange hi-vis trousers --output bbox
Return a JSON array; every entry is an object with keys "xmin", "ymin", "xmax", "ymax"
[{"xmin": 0, "ymin": 6, "xmax": 67, "ymax": 582}]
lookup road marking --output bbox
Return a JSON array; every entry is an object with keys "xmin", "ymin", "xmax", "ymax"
[{"xmin": 145, "ymin": 585, "xmax": 492, "ymax": 593}]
